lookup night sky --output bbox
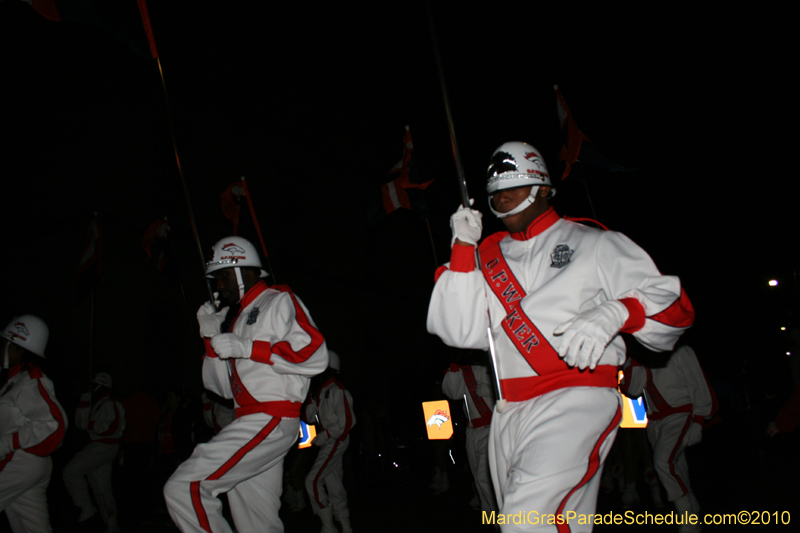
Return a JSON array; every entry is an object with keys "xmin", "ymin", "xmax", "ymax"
[{"xmin": 2, "ymin": 2, "xmax": 798, "ymax": 423}]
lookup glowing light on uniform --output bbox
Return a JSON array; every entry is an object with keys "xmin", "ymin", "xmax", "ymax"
[
  {"xmin": 297, "ymin": 420, "xmax": 317, "ymax": 449},
  {"xmin": 422, "ymin": 400, "xmax": 454, "ymax": 440},
  {"xmin": 618, "ymin": 371, "xmax": 648, "ymax": 428}
]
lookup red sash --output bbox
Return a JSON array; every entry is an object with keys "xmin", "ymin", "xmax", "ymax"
[
  {"xmin": 460, "ymin": 365, "xmax": 492, "ymax": 427},
  {"xmin": 478, "ymin": 234, "xmax": 568, "ymax": 376}
]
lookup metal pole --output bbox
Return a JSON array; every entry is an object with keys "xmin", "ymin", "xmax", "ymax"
[{"xmin": 425, "ymin": 2, "xmax": 506, "ymax": 410}]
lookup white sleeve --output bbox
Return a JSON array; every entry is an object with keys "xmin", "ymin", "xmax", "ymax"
[
  {"xmin": 89, "ymin": 398, "xmax": 123, "ymax": 438},
  {"xmin": 427, "ymin": 267, "xmax": 491, "ymax": 350},
  {"xmin": 249, "ymin": 292, "xmax": 329, "ymax": 377},
  {"xmin": 675, "ymin": 346, "xmax": 716, "ymax": 418},
  {"xmin": 321, "ymin": 387, "xmax": 354, "ymax": 439},
  {"xmin": 598, "ymin": 231, "xmax": 694, "ymax": 352},
  {"xmin": 441, "ymin": 367, "xmax": 467, "ymax": 401},
  {"xmin": 12, "ymin": 377, "xmax": 67, "ymax": 456}
]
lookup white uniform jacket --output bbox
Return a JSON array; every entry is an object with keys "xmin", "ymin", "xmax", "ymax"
[
  {"xmin": 203, "ymin": 281, "xmax": 329, "ymax": 419},
  {"xmin": 620, "ymin": 345, "xmax": 717, "ymax": 424},
  {"xmin": 76, "ymin": 392, "xmax": 126, "ymax": 443},
  {"xmin": 427, "ymin": 208, "xmax": 694, "ymax": 402},
  {"xmin": 0, "ymin": 363, "xmax": 67, "ymax": 464},
  {"xmin": 441, "ymin": 364, "xmax": 495, "ymax": 427},
  {"xmin": 305, "ymin": 377, "xmax": 355, "ymax": 441}
]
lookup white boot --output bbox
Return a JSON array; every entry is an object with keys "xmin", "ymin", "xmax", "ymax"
[
  {"xmin": 318, "ymin": 506, "xmax": 338, "ymax": 533},
  {"xmin": 622, "ymin": 482, "xmax": 640, "ymax": 508},
  {"xmin": 336, "ymin": 513, "xmax": 354, "ymax": 533},
  {"xmin": 78, "ymin": 505, "xmax": 98, "ymax": 522},
  {"xmin": 104, "ymin": 514, "xmax": 122, "ymax": 533},
  {"xmin": 675, "ymin": 495, "xmax": 702, "ymax": 533}
]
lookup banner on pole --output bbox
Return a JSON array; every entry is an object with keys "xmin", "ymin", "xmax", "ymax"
[{"xmin": 422, "ymin": 400, "xmax": 453, "ymax": 440}]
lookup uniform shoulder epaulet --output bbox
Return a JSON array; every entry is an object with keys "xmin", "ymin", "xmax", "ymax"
[{"xmin": 563, "ymin": 216, "xmax": 609, "ymax": 231}]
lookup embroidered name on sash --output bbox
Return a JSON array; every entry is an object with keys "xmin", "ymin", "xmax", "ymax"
[{"xmin": 479, "ymin": 236, "xmax": 565, "ymax": 376}]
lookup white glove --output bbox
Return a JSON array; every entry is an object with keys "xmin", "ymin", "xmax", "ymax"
[
  {"xmin": 684, "ymin": 422, "xmax": 703, "ymax": 446},
  {"xmin": 210, "ymin": 333, "xmax": 253, "ymax": 360},
  {"xmin": 450, "ymin": 202, "xmax": 482, "ymax": 246},
  {"xmin": 553, "ymin": 300, "xmax": 629, "ymax": 370},
  {"xmin": 312, "ymin": 431, "xmax": 329, "ymax": 447},
  {"xmin": 197, "ymin": 297, "xmax": 229, "ymax": 338}
]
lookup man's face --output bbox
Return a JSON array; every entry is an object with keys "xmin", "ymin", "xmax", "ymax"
[
  {"xmin": 491, "ymin": 185, "xmax": 551, "ymax": 233},
  {"xmin": 212, "ymin": 268, "xmax": 240, "ymax": 306}
]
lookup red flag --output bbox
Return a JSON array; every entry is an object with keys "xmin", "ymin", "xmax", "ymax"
[
  {"xmin": 136, "ymin": 0, "xmax": 160, "ymax": 59},
  {"xmin": 142, "ymin": 218, "xmax": 170, "ymax": 271},
  {"xmin": 221, "ymin": 182, "xmax": 247, "ymax": 235},
  {"xmin": 555, "ymin": 85, "xmax": 591, "ymax": 181},
  {"xmin": 381, "ymin": 126, "xmax": 432, "ymax": 215},
  {"xmin": 78, "ymin": 213, "xmax": 103, "ymax": 282},
  {"xmin": 25, "ymin": 0, "xmax": 61, "ymax": 21}
]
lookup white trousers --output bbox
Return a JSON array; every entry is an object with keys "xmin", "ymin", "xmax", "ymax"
[
  {"xmin": 0, "ymin": 452, "xmax": 52, "ymax": 533},
  {"xmin": 489, "ymin": 387, "xmax": 621, "ymax": 532},
  {"xmin": 305, "ymin": 435, "xmax": 349, "ymax": 518},
  {"xmin": 647, "ymin": 413, "xmax": 693, "ymax": 502},
  {"xmin": 164, "ymin": 414, "xmax": 298, "ymax": 533},
  {"xmin": 63, "ymin": 441, "xmax": 119, "ymax": 524},
  {"xmin": 466, "ymin": 425, "xmax": 497, "ymax": 514}
]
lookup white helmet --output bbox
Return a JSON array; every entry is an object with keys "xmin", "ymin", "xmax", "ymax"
[
  {"xmin": 92, "ymin": 372, "xmax": 113, "ymax": 389},
  {"xmin": 205, "ymin": 237, "xmax": 268, "ymax": 303},
  {"xmin": 1, "ymin": 315, "xmax": 49, "ymax": 358},
  {"xmin": 328, "ymin": 350, "xmax": 340, "ymax": 371},
  {"xmin": 486, "ymin": 142, "xmax": 554, "ymax": 218}
]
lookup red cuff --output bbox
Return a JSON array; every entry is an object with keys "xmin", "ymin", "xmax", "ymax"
[
  {"xmin": 449, "ymin": 363, "xmax": 459, "ymax": 373},
  {"xmin": 619, "ymin": 298, "xmax": 646, "ymax": 333},
  {"xmin": 204, "ymin": 338, "xmax": 217, "ymax": 358},
  {"xmin": 449, "ymin": 244, "xmax": 476, "ymax": 273},
  {"xmin": 250, "ymin": 341, "xmax": 274, "ymax": 365},
  {"xmin": 692, "ymin": 414, "xmax": 705, "ymax": 425}
]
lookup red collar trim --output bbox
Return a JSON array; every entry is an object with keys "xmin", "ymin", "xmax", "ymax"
[
  {"xmin": 321, "ymin": 377, "xmax": 344, "ymax": 390},
  {"xmin": 509, "ymin": 207, "xmax": 560, "ymax": 241},
  {"xmin": 240, "ymin": 280, "xmax": 269, "ymax": 309},
  {"xmin": 8, "ymin": 363, "xmax": 22, "ymax": 379}
]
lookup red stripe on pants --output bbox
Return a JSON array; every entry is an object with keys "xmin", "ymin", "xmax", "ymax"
[
  {"xmin": 190, "ymin": 416, "xmax": 281, "ymax": 531},
  {"xmin": 556, "ymin": 403, "xmax": 622, "ymax": 533},
  {"xmin": 668, "ymin": 415, "xmax": 693, "ymax": 497}
]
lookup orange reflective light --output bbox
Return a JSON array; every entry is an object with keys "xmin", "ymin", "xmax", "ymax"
[
  {"xmin": 298, "ymin": 420, "xmax": 317, "ymax": 449},
  {"xmin": 422, "ymin": 400, "xmax": 453, "ymax": 440},
  {"xmin": 618, "ymin": 371, "xmax": 648, "ymax": 429}
]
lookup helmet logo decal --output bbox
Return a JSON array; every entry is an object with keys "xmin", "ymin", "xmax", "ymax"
[
  {"xmin": 550, "ymin": 244, "xmax": 574, "ymax": 268},
  {"xmin": 221, "ymin": 243, "xmax": 246, "ymax": 256},
  {"xmin": 246, "ymin": 307, "xmax": 260, "ymax": 325},
  {"xmin": 11, "ymin": 322, "xmax": 29, "ymax": 341}
]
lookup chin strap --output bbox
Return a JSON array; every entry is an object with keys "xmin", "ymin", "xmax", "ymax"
[
  {"xmin": 489, "ymin": 186, "xmax": 539, "ymax": 219},
  {"xmin": 234, "ymin": 267, "xmax": 246, "ymax": 303}
]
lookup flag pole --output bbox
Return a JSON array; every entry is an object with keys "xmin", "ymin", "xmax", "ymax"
[
  {"xmin": 136, "ymin": 0, "xmax": 214, "ymax": 305},
  {"xmin": 425, "ymin": 2, "xmax": 506, "ymax": 411},
  {"xmin": 239, "ymin": 177, "xmax": 276, "ymax": 282}
]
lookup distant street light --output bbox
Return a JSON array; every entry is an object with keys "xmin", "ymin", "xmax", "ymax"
[
  {"xmin": 781, "ymin": 326, "xmax": 787, "ymax": 331},
  {"xmin": 769, "ymin": 279, "xmax": 779, "ymax": 286}
]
